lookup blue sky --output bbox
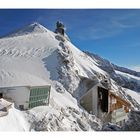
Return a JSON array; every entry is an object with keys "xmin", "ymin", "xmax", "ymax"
[{"xmin": 0, "ymin": 9, "xmax": 140, "ymax": 71}]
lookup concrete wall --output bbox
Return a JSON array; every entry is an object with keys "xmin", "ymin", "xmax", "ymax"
[
  {"xmin": 80, "ymin": 90, "xmax": 93, "ymax": 113},
  {"xmin": 80, "ymin": 84, "xmax": 99, "ymax": 115},
  {"xmin": 91, "ymin": 84, "xmax": 111, "ymax": 122},
  {"xmin": 91, "ymin": 86, "xmax": 98, "ymax": 116},
  {"xmin": 1, "ymin": 86, "xmax": 30, "ymax": 109}
]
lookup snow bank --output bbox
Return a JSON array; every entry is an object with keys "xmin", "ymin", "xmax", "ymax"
[
  {"xmin": 0, "ymin": 104, "xmax": 30, "ymax": 131},
  {"xmin": 124, "ymin": 88, "xmax": 140, "ymax": 104}
]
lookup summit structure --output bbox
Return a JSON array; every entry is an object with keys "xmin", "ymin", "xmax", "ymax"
[{"xmin": 55, "ymin": 21, "xmax": 65, "ymax": 36}]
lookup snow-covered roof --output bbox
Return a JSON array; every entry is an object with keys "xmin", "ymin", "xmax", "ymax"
[{"xmin": 0, "ymin": 85, "xmax": 51, "ymax": 89}]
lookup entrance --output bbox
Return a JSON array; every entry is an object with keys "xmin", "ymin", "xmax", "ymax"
[
  {"xmin": 19, "ymin": 105, "xmax": 24, "ymax": 110},
  {"xmin": 0, "ymin": 93, "xmax": 3, "ymax": 98},
  {"xmin": 98, "ymin": 87, "xmax": 109, "ymax": 112}
]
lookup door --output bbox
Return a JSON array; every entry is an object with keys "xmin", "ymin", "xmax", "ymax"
[
  {"xmin": 19, "ymin": 105, "xmax": 24, "ymax": 110},
  {"xmin": 0, "ymin": 93, "xmax": 3, "ymax": 98},
  {"xmin": 98, "ymin": 87, "xmax": 109, "ymax": 112}
]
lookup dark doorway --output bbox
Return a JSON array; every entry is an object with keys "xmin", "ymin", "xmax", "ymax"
[
  {"xmin": 62, "ymin": 29, "xmax": 64, "ymax": 35},
  {"xmin": 0, "ymin": 93, "xmax": 3, "ymax": 98},
  {"xmin": 98, "ymin": 87, "xmax": 108, "ymax": 112},
  {"xmin": 19, "ymin": 105, "xmax": 24, "ymax": 110}
]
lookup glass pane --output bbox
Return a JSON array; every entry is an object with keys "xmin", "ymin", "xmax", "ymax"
[{"xmin": 29, "ymin": 87, "xmax": 50, "ymax": 108}]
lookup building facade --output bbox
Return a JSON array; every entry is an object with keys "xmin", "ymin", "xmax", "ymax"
[
  {"xmin": 0, "ymin": 85, "xmax": 51, "ymax": 110},
  {"xmin": 80, "ymin": 83, "xmax": 131, "ymax": 126}
]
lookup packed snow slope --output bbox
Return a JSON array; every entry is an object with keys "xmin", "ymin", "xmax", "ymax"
[{"xmin": 0, "ymin": 22, "xmax": 140, "ymax": 131}]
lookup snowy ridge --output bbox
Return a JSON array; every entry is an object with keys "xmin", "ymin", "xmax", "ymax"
[
  {"xmin": 85, "ymin": 51, "xmax": 140, "ymax": 92},
  {"xmin": 3, "ymin": 22, "xmax": 48, "ymax": 38},
  {"xmin": 0, "ymin": 22, "xmax": 140, "ymax": 131},
  {"xmin": 0, "ymin": 23, "xmax": 103, "ymax": 131}
]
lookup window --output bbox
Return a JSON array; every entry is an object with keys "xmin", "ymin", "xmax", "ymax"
[{"xmin": 29, "ymin": 87, "xmax": 50, "ymax": 108}]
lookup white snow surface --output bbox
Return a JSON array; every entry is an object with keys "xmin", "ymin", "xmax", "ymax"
[
  {"xmin": 6, "ymin": 22, "xmax": 48, "ymax": 37},
  {"xmin": 0, "ymin": 23, "xmax": 103, "ymax": 131},
  {"xmin": 115, "ymin": 70, "xmax": 140, "ymax": 84},
  {"xmin": 0, "ymin": 23, "xmax": 139, "ymax": 131},
  {"xmin": 65, "ymin": 41, "xmax": 106, "ymax": 78},
  {"xmin": 124, "ymin": 88, "xmax": 140, "ymax": 104},
  {"xmin": 0, "ymin": 104, "xmax": 30, "ymax": 131}
]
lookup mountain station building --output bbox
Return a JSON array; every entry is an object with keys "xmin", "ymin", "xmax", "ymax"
[
  {"xmin": 80, "ymin": 83, "xmax": 131, "ymax": 126},
  {"xmin": 0, "ymin": 85, "xmax": 51, "ymax": 110}
]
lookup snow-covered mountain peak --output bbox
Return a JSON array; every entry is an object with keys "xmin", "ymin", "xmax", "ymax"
[
  {"xmin": 26, "ymin": 22, "xmax": 48, "ymax": 32},
  {"xmin": 0, "ymin": 22, "xmax": 140, "ymax": 131},
  {"xmin": 6, "ymin": 22, "xmax": 48, "ymax": 38}
]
